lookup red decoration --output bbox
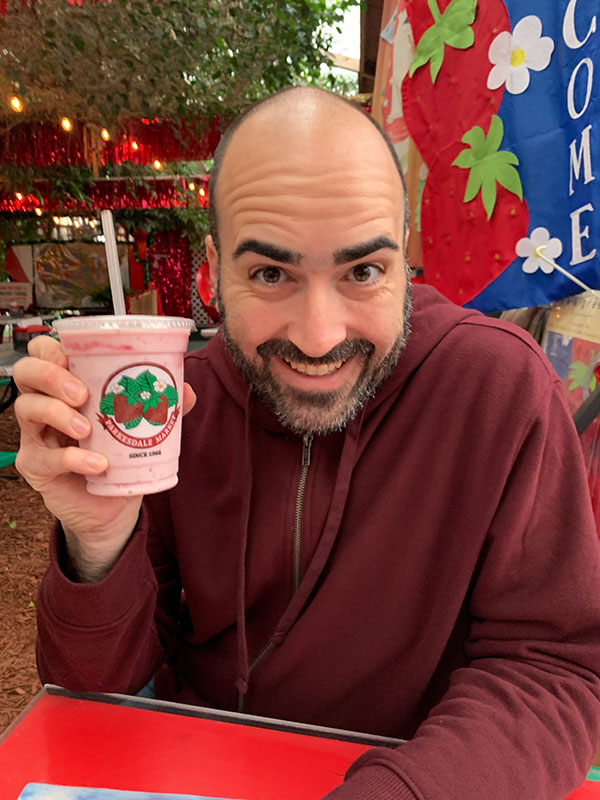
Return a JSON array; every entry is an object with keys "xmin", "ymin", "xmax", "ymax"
[
  {"xmin": 149, "ymin": 231, "xmax": 193, "ymax": 318},
  {"xmin": 0, "ymin": 117, "xmax": 222, "ymax": 167},
  {"xmin": 0, "ymin": 175, "xmax": 209, "ymax": 212}
]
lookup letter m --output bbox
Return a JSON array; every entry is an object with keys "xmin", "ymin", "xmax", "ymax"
[{"xmin": 569, "ymin": 124, "xmax": 595, "ymax": 196}]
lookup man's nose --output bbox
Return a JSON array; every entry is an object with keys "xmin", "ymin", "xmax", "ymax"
[{"xmin": 286, "ymin": 283, "xmax": 348, "ymax": 358}]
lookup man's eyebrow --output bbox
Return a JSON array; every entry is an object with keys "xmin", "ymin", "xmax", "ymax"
[
  {"xmin": 333, "ymin": 236, "xmax": 401, "ymax": 265},
  {"xmin": 232, "ymin": 239, "xmax": 302, "ymax": 266}
]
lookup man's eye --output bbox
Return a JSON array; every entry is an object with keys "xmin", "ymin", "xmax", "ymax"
[
  {"xmin": 253, "ymin": 266, "xmax": 286, "ymax": 284},
  {"xmin": 348, "ymin": 264, "xmax": 383, "ymax": 283}
]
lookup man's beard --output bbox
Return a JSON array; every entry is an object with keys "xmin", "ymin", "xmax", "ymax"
[{"xmin": 218, "ymin": 283, "xmax": 413, "ymax": 436}]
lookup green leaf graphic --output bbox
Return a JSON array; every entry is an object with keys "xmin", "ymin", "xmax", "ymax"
[
  {"xmin": 409, "ymin": 0, "xmax": 477, "ymax": 83},
  {"xmin": 99, "ymin": 393, "xmax": 114, "ymax": 415},
  {"xmin": 120, "ymin": 375, "xmax": 142, "ymax": 401},
  {"xmin": 123, "ymin": 416, "xmax": 142, "ymax": 429},
  {"xmin": 452, "ymin": 115, "xmax": 523, "ymax": 220},
  {"xmin": 568, "ymin": 361, "xmax": 588, "ymax": 391},
  {"xmin": 137, "ymin": 370, "xmax": 158, "ymax": 395},
  {"xmin": 163, "ymin": 385, "xmax": 178, "ymax": 406}
]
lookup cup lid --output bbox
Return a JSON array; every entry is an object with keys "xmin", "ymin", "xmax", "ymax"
[{"xmin": 53, "ymin": 315, "xmax": 196, "ymax": 333}]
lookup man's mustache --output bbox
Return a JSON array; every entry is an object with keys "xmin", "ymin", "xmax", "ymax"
[{"xmin": 256, "ymin": 338, "xmax": 375, "ymax": 366}]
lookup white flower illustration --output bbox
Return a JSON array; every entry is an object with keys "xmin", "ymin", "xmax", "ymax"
[
  {"xmin": 516, "ymin": 227, "xmax": 563, "ymax": 274},
  {"xmin": 487, "ymin": 16, "xmax": 554, "ymax": 95},
  {"xmin": 140, "ymin": 390, "xmax": 151, "ymax": 400},
  {"xmin": 109, "ymin": 382, "xmax": 124, "ymax": 394},
  {"xmin": 153, "ymin": 379, "xmax": 167, "ymax": 393}
]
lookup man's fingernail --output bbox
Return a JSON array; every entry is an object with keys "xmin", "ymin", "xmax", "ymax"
[
  {"xmin": 86, "ymin": 454, "xmax": 106, "ymax": 470},
  {"xmin": 71, "ymin": 416, "xmax": 90, "ymax": 436},
  {"xmin": 64, "ymin": 380, "xmax": 84, "ymax": 402}
]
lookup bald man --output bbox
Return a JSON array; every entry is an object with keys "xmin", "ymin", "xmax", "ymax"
[{"xmin": 14, "ymin": 88, "xmax": 600, "ymax": 800}]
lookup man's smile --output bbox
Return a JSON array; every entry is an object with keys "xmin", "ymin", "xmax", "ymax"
[{"xmin": 283, "ymin": 357, "xmax": 344, "ymax": 376}]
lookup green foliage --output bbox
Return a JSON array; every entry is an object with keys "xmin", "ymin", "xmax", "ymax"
[
  {"xmin": 409, "ymin": 0, "xmax": 477, "ymax": 83},
  {"xmin": 452, "ymin": 115, "xmax": 523, "ymax": 220},
  {"xmin": 0, "ymin": 0, "xmax": 358, "ymax": 127},
  {"xmin": 568, "ymin": 359, "xmax": 595, "ymax": 392}
]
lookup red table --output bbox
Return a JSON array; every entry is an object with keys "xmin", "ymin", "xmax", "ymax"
[{"xmin": 0, "ymin": 686, "xmax": 598, "ymax": 799}]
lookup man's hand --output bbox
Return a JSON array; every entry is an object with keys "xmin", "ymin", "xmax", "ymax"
[{"xmin": 13, "ymin": 335, "xmax": 196, "ymax": 582}]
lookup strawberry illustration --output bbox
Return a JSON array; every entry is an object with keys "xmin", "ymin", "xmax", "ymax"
[
  {"xmin": 402, "ymin": 0, "xmax": 509, "ymax": 167},
  {"xmin": 113, "ymin": 393, "xmax": 144, "ymax": 424},
  {"xmin": 420, "ymin": 115, "xmax": 529, "ymax": 304},
  {"xmin": 143, "ymin": 395, "xmax": 169, "ymax": 425}
]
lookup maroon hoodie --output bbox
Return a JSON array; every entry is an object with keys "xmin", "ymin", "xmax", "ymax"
[{"xmin": 38, "ymin": 285, "xmax": 600, "ymax": 800}]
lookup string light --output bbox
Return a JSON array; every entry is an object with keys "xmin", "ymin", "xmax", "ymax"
[
  {"xmin": 52, "ymin": 216, "xmax": 60, "ymax": 225},
  {"xmin": 73, "ymin": 218, "xmax": 81, "ymax": 229},
  {"xmin": 101, "ymin": 128, "xmax": 110, "ymax": 141},
  {"xmin": 15, "ymin": 192, "xmax": 23, "ymax": 201},
  {"xmin": 9, "ymin": 96, "xmax": 23, "ymax": 113},
  {"xmin": 89, "ymin": 219, "xmax": 96, "ymax": 229},
  {"xmin": 61, "ymin": 117, "xmax": 72, "ymax": 132},
  {"xmin": 153, "ymin": 159, "xmax": 162, "ymax": 170},
  {"xmin": 188, "ymin": 182, "xmax": 196, "ymax": 191},
  {"xmin": 199, "ymin": 187, "xmax": 206, "ymax": 197},
  {"xmin": 131, "ymin": 140, "xmax": 139, "ymax": 151},
  {"xmin": 34, "ymin": 208, "xmax": 42, "ymax": 217}
]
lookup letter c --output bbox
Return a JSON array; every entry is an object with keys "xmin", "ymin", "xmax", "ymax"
[{"xmin": 563, "ymin": 0, "xmax": 597, "ymax": 49}]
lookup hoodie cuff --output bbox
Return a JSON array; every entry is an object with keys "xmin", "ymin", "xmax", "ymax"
[
  {"xmin": 39, "ymin": 517, "xmax": 152, "ymax": 629},
  {"xmin": 322, "ymin": 764, "xmax": 419, "ymax": 800}
]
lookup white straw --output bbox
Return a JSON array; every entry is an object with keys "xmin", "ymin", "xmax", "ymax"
[
  {"xmin": 535, "ymin": 245, "xmax": 600, "ymax": 297},
  {"xmin": 100, "ymin": 209, "xmax": 127, "ymax": 315}
]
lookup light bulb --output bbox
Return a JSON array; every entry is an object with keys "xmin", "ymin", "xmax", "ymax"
[
  {"xmin": 52, "ymin": 216, "xmax": 60, "ymax": 225},
  {"xmin": 15, "ymin": 192, "xmax": 23, "ymax": 201},
  {"xmin": 9, "ymin": 96, "xmax": 23, "ymax": 113},
  {"xmin": 34, "ymin": 208, "xmax": 42, "ymax": 217},
  {"xmin": 131, "ymin": 140, "xmax": 139, "ymax": 151},
  {"xmin": 188, "ymin": 182, "xmax": 196, "ymax": 191},
  {"xmin": 153, "ymin": 159, "xmax": 162, "ymax": 170},
  {"xmin": 101, "ymin": 128, "xmax": 110, "ymax": 141},
  {"xmin": 61, "ymin": 117, "xmax": 72, "ymax": 132}
]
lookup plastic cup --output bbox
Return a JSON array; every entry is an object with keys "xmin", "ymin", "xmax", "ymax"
[{"xmin": 52, "ymin": 315, "xmax": 195, "ymax": 496}]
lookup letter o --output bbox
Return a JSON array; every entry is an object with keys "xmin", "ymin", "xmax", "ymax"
[{"xmin": 567, "ymin": 58, "xmax": 594, "ymax": 119}]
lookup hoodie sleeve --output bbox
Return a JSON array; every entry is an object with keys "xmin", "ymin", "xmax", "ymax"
[
  {"xmin": 36, "ymin": 499, "xmax": 179, "ymax": 695},
  {"xmin": 324, "ymin": 379, "xmax": 600, "ymax": 800}
]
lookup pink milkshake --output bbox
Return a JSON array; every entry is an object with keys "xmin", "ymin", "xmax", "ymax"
[{"xmin": 53, "ymin": 315, "xmax": 195, "ymax": 496}]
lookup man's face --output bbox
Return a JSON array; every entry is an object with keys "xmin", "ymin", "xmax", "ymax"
[{"xmin": 207, "ymin": 103, "xmax": 410, "ymax": 435}]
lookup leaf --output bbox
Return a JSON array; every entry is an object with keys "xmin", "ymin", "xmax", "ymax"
[
  {"xmin": 163, "ymin": 384, "xmax": 178, "ymax": 406},
  {"xmin": 137, "ymin": 370, "xmax": 158, "ymax": 395},
  {"xmin": 492, "ymin": 157, "xmax": 523, "ymax": 200},
  {"xmin": 123, "ymin": 416, "xmax": 142, "ymax": 429},
  {"xmin": 99, "ymin": 393, "xmax": 114, "ymax": 415},
  {"xmin": 568, "ymin": 361, "xmax": 588, "ymax": 390},
  {"xmin": 483, "ymin": 115, "xmax": 504, "ymax": 156},
  {"xmin": 461, "ymin": 125, "xmax": 485, "ymax": 156},
  {"xmin": 480, "ymin": 175, "xmax": 497, "ymax": 220},
  {"xmin": 452, "ymin": 149, "xmax": 476, "ymax": 169},
  {"xmin": 409, "ymin": 0, "xmax": 477, "ymax": 81},
  {"xmin": 120, "ymin": 375, "xmax": 141, "ymax": 401},
  {"xmin": 8, "ymin": 520, "xmax": 17, "ymax": 529},
  {"xmin": 463, "ymin": 167, "xmax": 482, "ymax": 203}
]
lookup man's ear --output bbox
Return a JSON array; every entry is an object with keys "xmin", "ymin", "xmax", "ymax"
[{"xmin": 206, "ymin": 235, "xmax": 219, "ymax": 287}]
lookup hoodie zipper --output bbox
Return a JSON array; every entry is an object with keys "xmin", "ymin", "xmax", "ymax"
[
  {"xmin": 294, "ymin": 433, "xmax": 313, "ymax": 593},
  {"xmin": 238, "ymin": 434, "xmax": 313, "ymax": 714}
]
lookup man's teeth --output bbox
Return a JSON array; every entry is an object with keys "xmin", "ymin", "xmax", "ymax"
[{"xmin": 284, "ymin": 358, "xmax": 343, "ymax": 376}]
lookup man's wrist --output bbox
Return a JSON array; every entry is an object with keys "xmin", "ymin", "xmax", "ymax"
[{"xmin": 63, "ymin": 527, "xmax": 133, "ymax": 583}]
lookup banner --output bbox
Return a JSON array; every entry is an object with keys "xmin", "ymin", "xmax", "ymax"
[{"xmin": 402, "ymin": 0, "xmax": 599, "ymax": 311}]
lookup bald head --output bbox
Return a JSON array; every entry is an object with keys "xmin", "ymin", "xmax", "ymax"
[{"xmin": 208, "ymin": 86, "xmax": 408, "ymax": 257}]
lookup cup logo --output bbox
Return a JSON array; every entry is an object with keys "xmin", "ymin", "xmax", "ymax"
[{"xmin": 97, "ymin": 363, "xmax": 180, "ymax": 449}]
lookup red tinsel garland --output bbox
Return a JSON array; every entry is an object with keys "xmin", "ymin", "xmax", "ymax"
[
  {"xmin": 0, "ymin": 117, "xmax": 222, "ymax": 167},
  {"xmin": 0, "ymin": 175, "xmax": 209, "ymax": 212},
  {"xmin": 149, "ymin": 231, "xmax": 192, "ymax": 318}
]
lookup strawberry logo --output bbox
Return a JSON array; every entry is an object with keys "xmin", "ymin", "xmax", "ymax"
[{"xmin": 97, "ymin": 364, "xmax": 180, "ymax": 449}]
